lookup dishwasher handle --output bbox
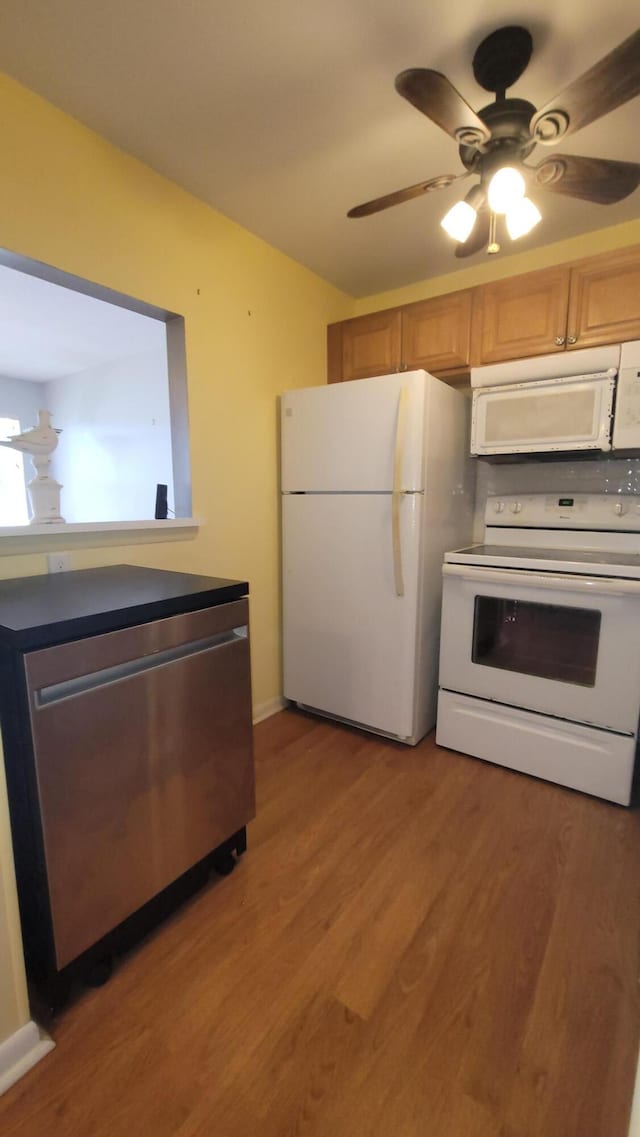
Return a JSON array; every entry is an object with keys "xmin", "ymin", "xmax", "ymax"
[{"xmin": 35, "ymin": 627, "xmax": 248, "ymax": 708}]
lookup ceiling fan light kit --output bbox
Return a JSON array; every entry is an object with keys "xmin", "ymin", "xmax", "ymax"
[
  {"xmin": 348, "ymin": 26, "xmax": 640, "ymax": 259},
  {"xmin": 442, "ymin": 164, "xmax": 541, "ymax": 247}
]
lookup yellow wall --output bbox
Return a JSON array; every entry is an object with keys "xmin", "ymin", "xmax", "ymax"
[
  {"xmin": 352, "ymin": 218, "xmax": 640, "ymax": 316},
  {"xmin": 0, "ymin": 739, "xmax": 29, "ymax": 1043},
  {"xmin": 0, "ymin": 70, "xmax": 352, "ymax": 1044}
]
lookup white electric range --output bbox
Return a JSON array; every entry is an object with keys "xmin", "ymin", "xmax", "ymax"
[{"xmin": 436, "ymin": 493, "xmax": 640, "ymax": 805}]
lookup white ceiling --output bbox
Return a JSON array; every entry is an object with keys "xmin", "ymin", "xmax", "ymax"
[
  {"xmin": 0, "ymin": 1, "xmax": 638, "ymax": 297},
  {"xmin": 0, "ymin": 265, "xmax": 165, "ymax": 382}
]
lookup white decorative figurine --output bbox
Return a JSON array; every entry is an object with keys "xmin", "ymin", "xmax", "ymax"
[{"xmin": 0, "ymin": 410, "xmax": 65, "ymax": 524}]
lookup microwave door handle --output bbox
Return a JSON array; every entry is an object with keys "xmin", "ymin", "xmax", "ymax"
[
  {"xmin": 391, "ymin": 386, "xmax": 408, "ymax": 598},
  {"xmin": 443, "ymin": 562, "xmax": 640, "ymax": 596},
  {"xmin": 598, "ymin": 379, "xmax": 614, "ymax": 451}
]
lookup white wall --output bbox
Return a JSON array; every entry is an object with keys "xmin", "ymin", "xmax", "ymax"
[
  {"xmin": 0, "ymin": 375, "xmax": 48, "ymax": 521},
  {"xmin": 0, "ymin": 375, "xmax": 46, "ymax": 428},
  {"xmin": 46, "ymin": 345, "xmax": 174, "ymax": 523},
  {"xmin": 472, "ymin": 456, "xmax": 640, "ymax": 538}
]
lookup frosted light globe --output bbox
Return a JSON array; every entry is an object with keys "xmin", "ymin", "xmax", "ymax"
[
  {"xmin": 488, "ymin": 167, "xmax": 526, "ymax": 214},
  {"xmin": 440, "ymin": 200, "xmax": 477, "ymax": 243},
  {"xmin": 506, "ymin": 197, "xmax": 542, "ymax": 239}
]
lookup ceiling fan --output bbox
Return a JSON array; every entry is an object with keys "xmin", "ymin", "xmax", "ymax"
[{"xmin": 347, "ymin": 26, "xmax": 640, "ymax": 257}]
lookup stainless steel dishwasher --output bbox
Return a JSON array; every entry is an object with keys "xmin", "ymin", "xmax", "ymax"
[{"xmin": 22, "ymin": 597, "xmax": 255, "ymax": 974}]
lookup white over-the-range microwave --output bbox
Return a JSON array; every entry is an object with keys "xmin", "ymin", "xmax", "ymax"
[{"xmin": 470, "ymin": 340, "xmax": 640, "ymax": 457}]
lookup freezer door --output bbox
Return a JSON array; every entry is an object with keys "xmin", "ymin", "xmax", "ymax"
[
  {"xmin": 282, "ymin": 493, "xmax": 421, "ymax": 739},
  {"xmin": 281, "ymin": 370, "xmax": 427, "ymax": 492}
]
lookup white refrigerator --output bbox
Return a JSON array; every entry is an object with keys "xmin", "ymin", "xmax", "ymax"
[{"xmin": 281, "ymin": 370, "xmax": 473, "ymax": 744}]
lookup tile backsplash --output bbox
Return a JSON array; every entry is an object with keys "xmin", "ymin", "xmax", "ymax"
[{"xmin": 472, "ymin": 456, "xmax": 640, "ymax": 540}]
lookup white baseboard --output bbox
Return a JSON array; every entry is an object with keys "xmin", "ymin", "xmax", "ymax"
[
  {"xmin": 0, "ymin": 1020, "xmax": 54, "ymax": 1096},
  {"xmin": 628, "ymin": 1044, "xmax": 640, "ymax": 1136},
  {"xmin": 253, "ymin": 696, "xmax": 286, "ymax": 724}
]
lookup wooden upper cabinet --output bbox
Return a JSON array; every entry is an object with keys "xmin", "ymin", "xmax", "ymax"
[
  {"xmin": 472, "ymin": 266, "xmax": 571, "ymax": 365},
  {"xmin": 330, "ymin": 309, "xmax": 402, "ymax": 383},
  {"xmin": 567, "ymin": 247, "xmax": 640, "ymax": 350},
  {"xmin": 327, "ymin": 244, "xmax": 640, "ymax": 384},
  {"xmin": 401, "ymin": 290, "xmax": 472, "ymax": 374},
  {"xmin": 327, "ymin": 292, "xmax": 471, "ymax": 385}
]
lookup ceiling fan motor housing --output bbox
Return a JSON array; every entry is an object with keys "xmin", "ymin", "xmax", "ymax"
[{"xmin": 458, "ymin": 98, "xmax": 537, "ymax": 173}]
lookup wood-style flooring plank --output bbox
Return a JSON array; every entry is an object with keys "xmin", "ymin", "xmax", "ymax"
[
  {"xmin": 0, "ymin": 709, "xmax": 638, "ymax": 1137},
  {"xmin": 501, "ymin": 797, "xmax": 640, "ymax": 1137}
]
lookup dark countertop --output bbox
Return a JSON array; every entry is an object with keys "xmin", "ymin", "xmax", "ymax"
[{"xmin": 0, "ymin": 564, "xmax": 249, "ymax": 651}]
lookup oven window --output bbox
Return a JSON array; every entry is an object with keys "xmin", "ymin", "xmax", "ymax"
[{"xmin": 472, "ymin": 596, "xmax": 601, "ymax": 687}]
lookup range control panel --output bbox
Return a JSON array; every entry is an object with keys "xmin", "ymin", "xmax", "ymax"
[{"xmin": 485, "ymin": 493, "xmax": 640, "ymax": 530}]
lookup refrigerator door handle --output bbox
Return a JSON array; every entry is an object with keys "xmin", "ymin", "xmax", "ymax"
[{"xmin": 392, "ymin": 386, "xmax": 407, "ymax": 597}]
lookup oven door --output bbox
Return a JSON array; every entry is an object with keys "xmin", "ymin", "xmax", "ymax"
[{"xmin": 439, "ymin": 563, "xmax": 640, "ymax": 734}]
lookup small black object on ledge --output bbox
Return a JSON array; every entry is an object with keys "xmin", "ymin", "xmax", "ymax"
[{"xmin": 154, "ymin": 483, "xmax": 168, "ymax": 519}]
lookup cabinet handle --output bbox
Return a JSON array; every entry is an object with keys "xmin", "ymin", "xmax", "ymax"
[
  {"xmin": 567, "ymin": 335, "xmax": 577, "ymax": 345},
  {"xmin": 399, "ymin": 361, "xmax": 407, "ymax": 371},
  {"xmin": 554, "ymin": 336, "xmax": 566, "ymax": 346}
]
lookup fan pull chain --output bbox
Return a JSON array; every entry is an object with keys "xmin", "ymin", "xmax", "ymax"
[{"xmin": 487, "ymin": 211, "xmax": 500, "ymax": 254}]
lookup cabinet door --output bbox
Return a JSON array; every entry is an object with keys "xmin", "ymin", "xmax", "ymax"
[
  {"xmin": 401, "ymin": 290, "xmax": 472, "ymax": 375},
  {"xmin": 339, "ymin": 309, "xmax": 402, "ymax": 381},
  {"xmin": 567, "ymin": 247, "xmax": 640, "ymax": 350},
  {"xmin": 473, "ymin": 266, "xmax": 571, "ymax": 364}
]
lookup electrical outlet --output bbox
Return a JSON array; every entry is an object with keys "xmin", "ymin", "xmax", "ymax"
[{"xmin": 47, "ymin": 552, "xmax": 72, "ymax": 574}]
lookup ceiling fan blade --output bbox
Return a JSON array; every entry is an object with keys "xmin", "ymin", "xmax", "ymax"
[
  {"xmin": 531, "ymin": 30, "xmax": 640, "ymax": 144},
  {"xmin": 454, "ymin": 210, "xmax": 490, "ymax": 258},
  {"xmin": 347, "ymin": 172, "xmax": 469, "ymax": 218},
  {"xmin": 533, "ymin": 154, "xmax": 640, "ymax": 204},
  {"xmin": 395, "ymin": 69, "xmax": 491, "ymax": 147}
]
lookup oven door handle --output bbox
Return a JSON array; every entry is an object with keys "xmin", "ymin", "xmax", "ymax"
[{"xmin": 443, "ymin": 562, "xmax": 640, "ymax": 596}]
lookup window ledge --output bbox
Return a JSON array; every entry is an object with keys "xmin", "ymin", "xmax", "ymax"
[{"xmin": 0, "ymin": 518, "xmax": 201, "ymax": 555}]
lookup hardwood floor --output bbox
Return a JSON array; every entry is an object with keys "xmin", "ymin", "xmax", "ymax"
[{"xmin": 1, "ymin": 708, "xmax": 640, "ymax": 1136}]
